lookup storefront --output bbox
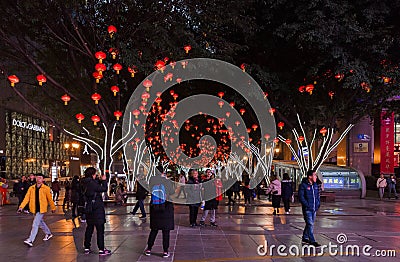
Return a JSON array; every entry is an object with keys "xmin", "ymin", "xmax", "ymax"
[{"xmin": 0, "ymin": 109, "xmax": 68, "ymax": 179}]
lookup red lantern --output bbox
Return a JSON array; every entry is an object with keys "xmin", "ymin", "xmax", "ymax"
[
  {"xmin": 95, "ymin": 63, "xmax": 106, "ymax": 75},
  {"xmin": 273, "ymin": 138, "xmax": 279, "ymax": 143},
  {"xmin": 217, "ymin": 92, "xmax": 224, "ymax": 98},
  {"xmin": 298, "ymin": 136, "xmax": 304, "ymax": 144},
  {"xmin": 285, "ymin": 139, "xmax": 292, "ymax": 145},
  {"xmin": 252, "ymin": 124, "xmax": 258, "ymax": 131},
  {"xmin": 218, "ymin": 101, "xmax": 224, "ymax": 108},
  {"xmin": 176, "ymin": 78, "xmax": 182, "ymax": 84},
  {"xmin": 143, "ymin": 79, "xmax": 152, "ymax": 91},
  {"xmin": 92, "ymin": 72, "xmax": 103, "ymax": 83},
  {"xmin": 298, "ymin": 85, "xmax": 305, "ymax": 93},
  {"xmin": 61, "ymin": 94, "xmax": 71, "ymax": 105},
  {"xmin": 305, "ymin": 84, "xmax": 314, "ymax": 94},
  {"xmin": 264, "ymin": 134, "xmax": 270, "ymax": 140},
  {"xmin": 114, "ymin": 110, "xmax": 123, "ymax": 120},
  {"xmin": 269, "ymin": 108, "xmax": 276, "ymax": 116},
  {"xmin": 229, "ymin": 102, "xmax": 235, "ymax": 108},
  {"xmin": 107, "ymin": 25, "xmax": 117, "ymax": 38},
  {"xmin": 91, "ymin": 115, "xmax": 100, "ymax": 125},
  {"xmin": 320, "ymin": 127, "xmax": 327, "ymax": 136},
  {"xmin": 75, "ymin": 113, "xmax": 85, "ymax": 123},
  {"xmin": 132, "ymin": 109, "xmax": 140, "ymax": 118},
  {"xmin": 36, "ymin": 74, "xmax": 46, "ymax": 86},
  {"xmin": 155, "ymin": 60, "xmax": 166, "ymax": 72},
  {"xmin": 240, "ymin": 63, "xmax": 246, "ymax": 72},
  {"xmin": 277, "ymin": 122, "xmax": 285, "ymax": 130},
  {"xmin": 113, "ymin": 63, "xmax": 122, "ymax": 74},
  {"xmin": 239, "ymin": 108, "xmax": 246, "ymax": 115},
  {"xmin": 91, "ymin": 93, "xmax": 101, "ymax": 104},
  {"xmin": 109, "ymin": 48, "xmax": 118, "ymax": 59},
  {"xmin": 328, "ymin": 91, "xmax": 334, "ymax": 99},
  {"xmin": 110, "ymin": 86, "xmax": 119, "ymax": 96},
  {"xmin": 95, "ymin": 51, "xmax": 106, "ymax": 63},
  {"xmin": 184, "ymin": 45, "xmax": 192, "ymax": 53},
  {"xmin": 8, "ymin": 75, "xmax": 19, "ymax": 87},
  {"xmin": 128, "ymin": 66, "xmax": 137, "ymax": 77},
  {"xmin": 155, "ymin": 97, "xmax": 162, "ymax": 105},
  {"xmin": 173, "ymin": 93, "xmax": 179, "ymax": 100},
  {"xmin": 141, "ymin": 92, "xmax": 150, "ymax": 101}
]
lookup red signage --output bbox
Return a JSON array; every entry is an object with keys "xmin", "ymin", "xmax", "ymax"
[{"xmin": 380, "ymin": 111, "xmax": 394, "ymax": 174}]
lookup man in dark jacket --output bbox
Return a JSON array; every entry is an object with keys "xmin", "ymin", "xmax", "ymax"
[
  {"xmin": 130, "ymin": 170, "xmax": 148, "ymax": 218},
  {"xmin": 82, "ymin": 167, "xmax": 111, "ymax": 256},
  {"xmin": 144, "ymin": 172, "xmax": 175, "ymax": 258},
  {"xmin": 14, "ymin": 175, "xmax": 29, "ymax": 212},
  {"xmin": 299, "ymin": 170, "xmax": 321, "ymax": 247}
]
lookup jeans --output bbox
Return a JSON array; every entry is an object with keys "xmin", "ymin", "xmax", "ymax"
[
  {"xmin": 189, "ymin": 205, "xmax": 199, "ymax": 224},
  {"xmin": 378, "ymin": 187, "xmax": 385, "ymax": 199},
  {"xmin": 200, "ymin": 209, "xmax": 216, "ymax": 223},
  {"xmin": 131, "ymin": 199, "xmax": 146, "ymax": 216},
  {"xmin": 388, "ymin": 186, "xmax": 398, "ymax": 198},
  {"xmin": 147, "ymin": 229, "xmax": 170, "ymax": 252},
  {"xmin": 302, "ymin": 211, "xmax": 316, "ymax": 243},
  {"xmin": 176, "ymin": 187, "xmax": 186, "ymax": 198},
  {"xmin": 84, "ymin": 223, "xmax": 105, "ymax": 250},
  {"xmin": 28, "ymin": 212, "xmax": 51, "ymax": 242}
]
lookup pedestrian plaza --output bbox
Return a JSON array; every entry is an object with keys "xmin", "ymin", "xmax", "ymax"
[{"xmin": 0, "ymin": 196, "xmax": 399, "ymax": 261}]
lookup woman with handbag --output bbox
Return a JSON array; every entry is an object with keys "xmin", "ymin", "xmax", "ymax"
[{"xmin": 265, "ymin": 175, "xmax": 282, "ymax": 215}]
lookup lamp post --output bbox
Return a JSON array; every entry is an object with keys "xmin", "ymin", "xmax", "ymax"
[{"xmin": 64, "ymin": 142, "xmax": 81, "ymax": 177}]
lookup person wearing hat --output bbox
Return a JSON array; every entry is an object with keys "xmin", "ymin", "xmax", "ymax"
[{"xmin": 18, "ymin": 173, "xmax": 56, "ymax": 247}]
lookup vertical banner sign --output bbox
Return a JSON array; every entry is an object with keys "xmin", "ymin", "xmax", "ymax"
[{"xmin": 380, "ymin": 111, "xmax": 394, "ymax": 174}]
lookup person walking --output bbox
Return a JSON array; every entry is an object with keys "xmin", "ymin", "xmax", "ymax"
[
  {"xmin": 299, "ymin": 170, "xmax": 321, "ymax": 247},
  {"xmin": 199, "ymin": 169, "xmax": 221, "ymax": 227},
  {"xmin": 70, "ymin": 175, "xmax": 81, "ymax": 220},
  {"xmin": 14, "ymin": 175, "xmax": 28, "ymax": 211},
  {"xmin": 18, "ymin": 173, "xmax": 56, "ymax": 247},
  {"xmin": 242, "ymin": 181, "xmax": 252, "ymax": 206},
  {"xmin": 232, "ymin": 180, "xmax": 241, "ymax": 201},
  {"xmin": 62, "ymin": 178, "xmax": 72, "ymax": 211},
  {"xmin": 176, "ymin": 172, "xmax": 187, "ymax": 198},
  {"xmin": 281, "ymin": 173, "xmax": 293, "ymax": 214},
  {"xmin": 226, "ymin": 182, "xmax": 235, "ymax": 206},
  {"xmin": 377, "ymin": 173, "xmax": 387, "ymax": 200},
  {"xmin": 186, "ymin": 169, "xmax": 202, "ymax": 227},
  {"xmin": 131, "ymin": 173, "xmax": 148, "ymax": 218},
  {"xmin": 144, "ymin": 171, "xmax": 175, "ymax": 258},
  {"xmin": 387, "ymin": 174, "xmax": 398, "ymax": 200},
  {"xmin": 265, "ymin": 175, "xmax": 282, "ymax": 215},
  {"xmin": 51, "ymin": 178, "xmax": 61, "ymax": 204},
  {"xmin": 82, "ymin": 167, "xmax": 111, "ymax": 256}
]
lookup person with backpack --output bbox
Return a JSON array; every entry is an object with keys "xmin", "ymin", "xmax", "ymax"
[
  {"xmin": 144, "ymin": 171, "xmax": 175, "ymax": 258},
  {"xmin": 82, "ymin": 167, "xmax": 111, "ymax": 256},
  {"xmin": 377, "ymin": 173, "xmax": 388, "ymax": 200}
]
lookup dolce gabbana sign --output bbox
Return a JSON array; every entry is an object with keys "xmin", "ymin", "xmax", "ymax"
[{"xmin": 12, "ymin": 119, "xmax": 46, "ymax": 133}]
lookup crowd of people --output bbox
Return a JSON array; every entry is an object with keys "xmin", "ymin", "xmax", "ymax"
[{"xmin": 15, "ymin": 168, "xmax": 400, "ymax": 255}]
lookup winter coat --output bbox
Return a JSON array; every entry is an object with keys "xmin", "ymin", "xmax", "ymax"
[
  {"xmin": 281, "ymin": 180, "xmax": 293, "ymax": 199},
  {"xmin": 202, "ymin": 178, "xmax": 220, "ymax": 210},
  {"xmin": 51, "ymin": 181, "xmax": 61, "ymax": 192},
  {"xmin": 149, "ymin": 176, "xmax": 174, "ymax": 230},
  {"xmin": 265, "ymin": 179, "xmax": 282, "ymax": 196},
  {"xmin": 232, "ymin": 181, "xmax": 241, "ymax": 192},
  {"xmin": 70, "ymin": 179, "xmax": 81, "ymax": 204},
  {"xmin": 388, "ymin": 177, "xmax": 397, "ymax": 188},
  {"xmin": 298, "ymin": 177, "xmax": 320, "ymax": 212},
  {"xmin": 242, "ymin": 185, "xmax": 252, "ymax": 198},
  {"xmin": 14, "ymin": 180, "xmax": 28, "ymax": 196},
  {"xmin": 135, "ymin": 180, "xmax": 148, "ymax": 200},
  {"xmin": 186, "ymin": 177, "xmax": 202, "ymax": 206},
  {"xmin": 377, "ymin": 177, "xmax": 387, "ymax": 188},
  {"xmin": 82, "ymin": 177, "xmax": 108, "ymax": 224},
  {"xmin": 19, "ymin": 184, "xmax": 56, "ymax": 214}
]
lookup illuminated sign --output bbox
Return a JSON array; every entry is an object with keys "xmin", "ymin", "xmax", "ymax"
[{"xmin": 12, "ymin": 119, "xmax": 46, "ymax": 133}]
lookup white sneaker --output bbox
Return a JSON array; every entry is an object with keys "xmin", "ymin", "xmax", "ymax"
[
  {"xmin": 24, "ymin": 239, "xmax": 33, "ymax": 247},
  {"xmin": 24, "ymin": 210, "xmax": 30, "ymax": 214},
  {"xmin": 43, "ymin": 234, "xmax": 53, "ymax": 241},
  {"xmin": 285, "ymin": 212, "xmax": 290, "ymax": 215}
]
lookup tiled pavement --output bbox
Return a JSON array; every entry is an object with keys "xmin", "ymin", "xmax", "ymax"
[{"xmin": 1, "ymin": 195, "xmax": 400, "ymax": 261}]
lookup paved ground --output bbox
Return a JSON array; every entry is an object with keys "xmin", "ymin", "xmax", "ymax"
[{"xmin": 1, "ymin": 193, "xmax": 400, "ymax": 262}]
